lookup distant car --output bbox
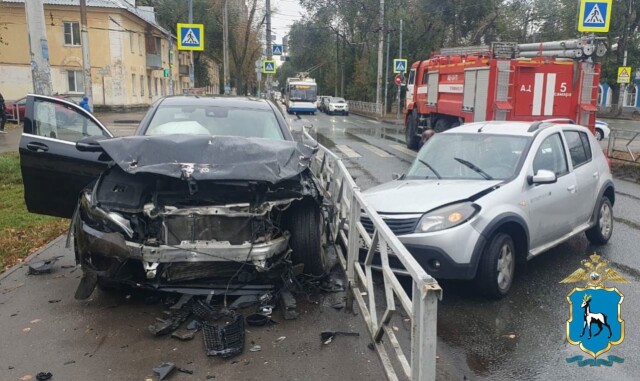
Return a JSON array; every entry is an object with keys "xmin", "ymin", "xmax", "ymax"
[
  {"xmin": 19, "ymin": 95, "xmax": 327, "ymax": 299},
  {"xmin": 362, "ymin": 120, "xmax": 614, "ymax": 298},
  {"xmin": 320, "ymin": 96, "xmax": 331, "ymax": 113},
  {"xmin": 318, "ymin": 96, "xmax": 332, "ymax": 112},
  {"xmin": 327, "ymin": 97, "xmax": 349, "ymax": 116},
  {"xmin": 595, "ymin": 120, "xmax": 610, "ymax": 141},
  {"xmin": 5, "ymin": 95, "xmax": 77, "ymax": 122}
]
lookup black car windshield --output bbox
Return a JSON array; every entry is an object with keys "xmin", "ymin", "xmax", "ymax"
[
  {"xmin": 144, "ymin": 105, "xmax": 284, "ymax": 140},
  {"xmin": 405, "ymin": 133, "xmax": 530, "ymax": 180}
]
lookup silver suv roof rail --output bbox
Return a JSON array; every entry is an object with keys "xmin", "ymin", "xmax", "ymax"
[{"xmin": 528, "ymin": 118, "xmax": 575, "ymax": 132}]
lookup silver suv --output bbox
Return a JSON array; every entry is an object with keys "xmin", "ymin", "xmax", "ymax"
[{"xmin": 362, "ymin": 120, "xmax": 614, "ymax": 298}]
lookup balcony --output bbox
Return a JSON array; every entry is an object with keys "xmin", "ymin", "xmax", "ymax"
[
  {"xmin": 146, "ymin": 53, "xmax": 162, "ymax": 70},
  {"xmin": 179, "ymin": 65, "xmax": 190, "ymax": 76}
]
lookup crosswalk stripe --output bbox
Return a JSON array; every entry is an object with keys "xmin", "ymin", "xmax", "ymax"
[
  {"xmin": 389, "ymin": 144, "xmax": 417, "ymax": 157},
  {"xmin": 335, "ymin": 144, "xmax": 362, "ymax": 158},
  {"xmin": 361, "ymin": 144, "xmax": 393, "ymax": 157}
]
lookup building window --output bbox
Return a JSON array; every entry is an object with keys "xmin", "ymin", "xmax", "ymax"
[
  {"xmin": 155, "ymin": 78, "xmax": 159, "ymax": 96},
  {"xmin": 138, "ymin": 34, "xmax": 143, "ymax": 55},
  {"xmin": 624, "ymin": 85, "xmax": 637, "ymax": 107},
  {"xmin": 67, "ymin": 70, "xmax": 84, "ymax": 93},
  {"xmin": 132, "ymin": 74, "xmax": 136, "ymax": 96},
  {"xmin": 130, "ymin": 31, "xmax": 134, "ymax": 52},
  {"xmin": 148, "ymin": 76, "xmax": 152, "ymax": 98},
  {"xmin": 140, "ymin": 75, "xmax": 145, "ymax": 96},
  {"xmin": 64, "ymin": 22, "xmax": 81, "ymax": 46}
]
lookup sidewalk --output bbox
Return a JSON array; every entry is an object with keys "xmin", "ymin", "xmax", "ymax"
[{"xmin": 349, "ymin": 109, "xmax": 404, "ymax": 127}]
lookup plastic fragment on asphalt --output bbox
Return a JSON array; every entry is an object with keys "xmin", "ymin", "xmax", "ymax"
[
  {"xmin": 320, "ymin": 331, "xmax": 360, "ymax": 345},
  {"xmin": 249, "ymin": 345, "xmax": 262, "ymax": 352},
  {"xmin": 177, "ymin": 368, "xmax": 194, "ymax": 374},
  {"xmin": 152, "ymin": 362, "xmax": 176, "ymax": 381},
  {"xmin": 273, "ymin": 336, "xmax": 286, "ymax": 344},
  {"xmin": 35, "ymin": 372, "xmax": 53, "ymax": 381},
  {"xmin": 27, "ymin": 259, "xmax": 58, "ymax": 275},
  {"xmin": 19, "ymin": 375, "xmax": 33, "ymax": 381},
  {"xmin": 203, "ymin": 314, "xmax": 245, "ymax": 358},
  {"xmin": 171, "ymin": 329, "xmax": 196, "ymax": 341},
  {"xmin": 279, "ymin": 291, "xmax": 298, "ymax": 320}
]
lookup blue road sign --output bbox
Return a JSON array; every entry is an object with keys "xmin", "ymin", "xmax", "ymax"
[
  {"xmin": 393, "ymin": 59, "xmax": 408, "ymax": 74},
  {"xmin": 177, "ymin": 23, "xmax": 204, "ymax": 51},
  {"xmin": 262, "ymin": 60, "xmax": 276, "ymax": 74},
  {"xmin": 272, "ymin": 45, "xmax": 283, "ymax": 56},
  {"xmin": 578, "ymin": 0, "xmax": 611, "ymax": 33}
]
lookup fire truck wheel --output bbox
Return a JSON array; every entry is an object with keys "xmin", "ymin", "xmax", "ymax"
[
  {"xmin": 434, "ymin": 118, "xmax": 450, "ymax": 132},
  {"xmin": 405, "ymin": 111, "xmax": 419, "ymax": 149}
]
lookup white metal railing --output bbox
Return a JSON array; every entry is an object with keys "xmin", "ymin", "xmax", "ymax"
[
  {"xmin": 308, "ymin": 133, "xmax": 442, "ymax": 381},
  {"xmin": 7, "ymin": 104, "xmax": 21, "ymax": 123},
  {"xmin": 607, "ymin": 127, "xmax": 640, "ymax": 164},
  {"xmin": 348, "ymin": 100, "xmax": 383, "ymax": 115}
]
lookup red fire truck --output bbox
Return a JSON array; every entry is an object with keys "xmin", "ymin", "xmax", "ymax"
[{"xmin": 403, "ymin": 39, "xmax": 606, "ymax": 148}]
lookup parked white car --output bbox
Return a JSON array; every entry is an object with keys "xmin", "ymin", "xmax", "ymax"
[
  {"xmin": 595, "ymin": 120, "xmax": 610, "ymax": 141},
  {"xmin": 362, "ymin": 120, "xmax": 615, "ymax": 298},
  {"xmin": 327, "ymin": 97, "xmax": 349, "ymax": 116}
]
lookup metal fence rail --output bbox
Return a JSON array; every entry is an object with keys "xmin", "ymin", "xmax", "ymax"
[
  {"xmin": 7, "ymin": 104, "xmax": 21, "ymax": 123},
  {"xmin": 307, "ymin": 133, "xmax": 442, "ymax": 381},
  {"xmin": 607, "ymin": 128, "xmax": 640, "ymax": 164},
  {"xmin": 348, "ymin": 100, "xmax": 383, "ymax": 115}
]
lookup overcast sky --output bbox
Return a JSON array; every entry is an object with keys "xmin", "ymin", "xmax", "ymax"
[{"xmin": 270, "ymin": 0, "xmax": 305, "ymax": 43}]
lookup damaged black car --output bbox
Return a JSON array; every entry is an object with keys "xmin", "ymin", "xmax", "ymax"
[{"xmin": 20, "ymin": 95, "xmax": 327, "ymax": 299}]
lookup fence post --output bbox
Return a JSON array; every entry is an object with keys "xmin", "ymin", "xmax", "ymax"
[
  {"xmin": 411, "ymin": 281, "xmax": 439, "ymax": 381},
  {"xmin": 346, "ymin": 191, "xmax": 359, "ymax": 312}
]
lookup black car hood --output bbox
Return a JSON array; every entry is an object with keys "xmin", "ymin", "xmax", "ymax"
[{"xmin": 99, "ymin": 134, "xmax": 317, "ymax": 183}]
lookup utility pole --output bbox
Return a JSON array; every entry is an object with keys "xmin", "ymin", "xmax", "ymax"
[
  {"xmin": 341, "ymin": 35, "xmax": 345, "ymax": 97},
  {"xmin": 223, "ymin": 0, "xmax": 230, "ymax": 94},
  {"xmin": 266, "ymin": 0, "xmax": 272, "ymax": 98},
  {"xmin": 188, "ymin": 0, "xmax": 195, "ymax": 87},
  {"xmin": 396, "ymin": 19, "xmax": 403, "ymax": 121},
  {"xmin": 24, "ymin": 0, "xmax": 53, "ymax": 95},
  {"xmin": 375, "ymin": 0, "xmax": 384, "ymax": 113},
  {"xmin": 616, "ymin": 0, "xmax": 633, "ymax": 113},
  {"xmin": 80, "ymin": 0, "xmax": 93, "ymax": 107},
  {"xmin": 384, "ymin": 27, "xmax": 390, "ymax": 116},
  {"xmin": 168, "ymin": 29, "xmax": 174, "ymax": 95},
  {"xmin": 335, "ymin": 29, "xmax": 339, "ymax": 97}
]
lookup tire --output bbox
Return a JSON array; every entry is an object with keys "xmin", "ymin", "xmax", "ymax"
[
  {"xmin": 476, "ymin": 232, "xmax": 516, "ymax": 299},
  {"xmin": 283, "ymin": 200, "xmax": 327, "ymax": 275},
  {"xmin": 595, "ymin": 129, "xmax": 604, "ymax": 141},
  {"xmin": 586, "ymin": 196, "xmax": 613, "ymax": 245},
  {"xmin": 433, "ymin": 118, "xmax": 450, "ymax": 133},
  {"xmin": 405, "ymin": 111, "xmax": 419, "ymax": 149},
  {"xmin": 345, "ymin": 112, "xmax": 349, "ymax": 116}
]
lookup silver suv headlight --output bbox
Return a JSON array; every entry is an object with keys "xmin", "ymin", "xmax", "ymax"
[{"xmin": 415, "ymin": 202, "xmax": 479, "ymax": 233}]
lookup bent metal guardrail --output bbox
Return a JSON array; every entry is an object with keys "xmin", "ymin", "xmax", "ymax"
[
  {"xmin": 607, "ymin": 128, "xmax": 640, "ymax": 164},
  {"xmin": 307, "ymin": 132, "xmax": 442, "ymax": 381}
]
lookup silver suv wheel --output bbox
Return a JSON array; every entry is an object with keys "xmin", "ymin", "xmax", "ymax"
[
  {"xmin": 497, "ymin": 244, "xmax": 514, "ymax": 291},
  {"xmin": 599, "ymin": 202, "xmax": 612, "ymax": 239}
]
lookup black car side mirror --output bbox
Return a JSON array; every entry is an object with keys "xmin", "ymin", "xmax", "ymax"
[{"xmin": 76, "ymin": 135, "xmax": 106, "ymax": 152}]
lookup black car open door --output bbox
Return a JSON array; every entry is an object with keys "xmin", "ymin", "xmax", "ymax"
[{"xmin": 20, "ymin": 95, "xmax": 114, "ymax": 218}]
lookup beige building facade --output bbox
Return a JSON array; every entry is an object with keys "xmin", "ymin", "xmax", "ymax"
[{"xmin": 0, "ymin": 0, "xmax": 219, "ymax": 108}]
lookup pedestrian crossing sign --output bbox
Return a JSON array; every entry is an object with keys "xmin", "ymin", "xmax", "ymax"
[
  {"xmin": 177, "ymin": 23, "xmax": 204, "ymax": 51},
  {"xmin": 262, "ymin": 60, "xmax": 276, "ymax": 74},
  {"xmin": 578, "ymin": 0, "xmax": 611, "ymax": 33},
  {"xmin": 617, "ymin": 66, "xmax": 632, "ymax": 84},
  {"xmin": 393, "ymin": 59, "xmax": 407, "ymax": 73},
  {"xmin": 272, "ymin": 45, "xmax": 283, "ymax": 56}
]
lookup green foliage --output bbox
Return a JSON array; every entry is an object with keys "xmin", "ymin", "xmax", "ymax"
[{"xmin": 286, "ymin": 0, "xmax": 639, "ymax": 102}]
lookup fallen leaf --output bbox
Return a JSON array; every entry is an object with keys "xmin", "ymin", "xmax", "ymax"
[
  {"xmin": 22, "ymin": 327, "xmax": 31, "ymax": 332},
  {"xmin": 503, "ymin": 334, "xmax": 516, "ymax": 339},
  {"xmin": 30, "ymin": 319, "xmax": 42, "ymax": 324},
  {"xmin": 392, "ymin": 326, "xmax": 399, "ymax": 332},
  {"xmin": 19, "ymin": 375, "xmax": 33, "ymax": 381}
]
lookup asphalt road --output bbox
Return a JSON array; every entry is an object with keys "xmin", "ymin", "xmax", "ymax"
[{"xmin": 306, "ymin": 110, "xmax": 640, "ymax": 381}]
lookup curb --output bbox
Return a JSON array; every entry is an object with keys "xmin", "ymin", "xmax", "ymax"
[{"xmin": 0, "ymin": 234, "xmax": 67, "ymax": 281}]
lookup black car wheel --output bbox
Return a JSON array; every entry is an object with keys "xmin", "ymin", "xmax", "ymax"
[
  {"xmin": 283, "ymin": 200, "xmax": 327, "ymax": 275},
  {"xmin": 405, "ymin": 110, "xmax": 419, "ymax": 149},
  {"xmin": 586, "ymin": 196, "xmax": 613, "ymax": 245},
  {"xmin": 476, "ymin": 232, "xmax": 515, "ymax": 299},
  {"xmin": 595, "ymin": 129, "xmax": 604, "ymax": 141}
]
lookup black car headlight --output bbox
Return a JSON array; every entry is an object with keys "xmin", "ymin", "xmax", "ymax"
[{"xmin": 415, "ymin": 202, "xmax": 479, "ymax": 233}]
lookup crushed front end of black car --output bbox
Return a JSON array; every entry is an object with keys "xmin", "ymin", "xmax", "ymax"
[{"xmin": 70, "ymin": 135, "xmax": 326, "ymax": 299}]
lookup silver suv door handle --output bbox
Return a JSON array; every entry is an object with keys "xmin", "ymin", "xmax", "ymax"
[{"xmin": 567, "ymin": 185, "xmax": 576, "ymax": 193}]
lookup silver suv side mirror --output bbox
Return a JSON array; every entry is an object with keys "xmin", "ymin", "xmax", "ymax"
[{"xmin": 528, "ymin": 169, "xmax": 557, "ymax": 185}]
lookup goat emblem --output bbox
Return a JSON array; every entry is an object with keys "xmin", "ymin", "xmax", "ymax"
[{"xmin": 561, "ymin": 253, "xmax": 628, "ymax": 359}]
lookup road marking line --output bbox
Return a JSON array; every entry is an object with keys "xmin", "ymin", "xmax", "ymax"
[
  {"xmin": 335, "ymin": 144, "xmax": 362, "ymax": 158},
  {"xmin": 361, "ymin": 144, "xmax": 393, "ymax": 157},
  {"xmin": 389, "ymin": 144, "xmax": 417, "ymax": 157}
]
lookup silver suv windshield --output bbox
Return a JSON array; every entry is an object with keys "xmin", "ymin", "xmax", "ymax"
[{"xmin": 406, "ymin": 133, "xmax": 530, "ymax": 180}]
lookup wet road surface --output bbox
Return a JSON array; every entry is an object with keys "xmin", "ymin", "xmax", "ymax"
[{"xmin": 306, "ymin": 110, "xmax": 640, "ymax": 381}]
